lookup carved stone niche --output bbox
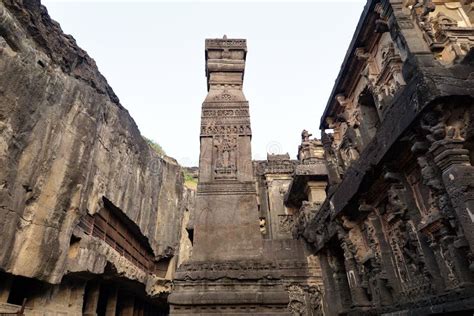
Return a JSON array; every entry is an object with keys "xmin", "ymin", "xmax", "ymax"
[
  {"xmin": 406, "ymin": 166, "xmax": 441, "ymax": 222},
  {"xmin": 362, "ymin": 214, "xmax": 396, "ymax": 308},
  {"xmin": 409, "ymin": 0, "xmax": 474, "ymax": 64},
  {"xmin": 339, "ymin": 128, "xmax": 361, "ymax": 169},
  {"xmin": 373, "ymin": 40, "xmax": 406, "ymax": 110},
  {"xmin": 212, "ymin": 135, "xmax": 238, "ymax": 180},
  {"xmin": 357, "ymin": 33, "xmax": 406, "ymax": 114},
  {"xmin": 379, "ymin": 181, "xmax": 436, "ymax": 301}
]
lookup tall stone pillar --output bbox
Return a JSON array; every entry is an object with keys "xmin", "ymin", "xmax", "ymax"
[
  {"xmin": 339, "ymin": 240, "xmax": 371, "ymax": 308},
  {"xmin": 169, "ymin": 37, "xmax": 290, "ymax": 315},
  {"xmin": 431, "ymin": 140, "xmax": 474, "ymax": 258},
  {"xmin": 190, "ymin": 36, "xmax": 262, "ymax": 261}
]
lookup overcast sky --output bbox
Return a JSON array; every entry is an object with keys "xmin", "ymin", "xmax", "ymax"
[{"xmin": 42, "ymin": 0, "xmax": 365, "ymax": 166}]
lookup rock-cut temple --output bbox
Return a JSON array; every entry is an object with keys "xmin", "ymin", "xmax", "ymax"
[{"xmin": 0, "ymin": 0, "xmax": 474, "ymax": 315}]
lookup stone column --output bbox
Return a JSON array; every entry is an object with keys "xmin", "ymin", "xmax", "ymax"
[
  {"xmin": 306, "ymin": 181, "xmax": 327, "ymax": 204},
  {"xmin": 83, "ymin": 280, "xmax": 101, "ymax": 316},
  {"xmin": 327, "ymin": 248, "xmax": 353, "ymax": 313},
  {"xmin": 0, "ymin": 274, "xmax": 12, "ymax": 303},
  {"xmin": 134, "ymin": 301, "xmax": 144, "ymax": 316},
  {"xmin": 431, "ymin": 140, "xmax": 474, "ymax": 259},
  {"xmin": 105, "ymin": 287, "xmax": 118, "ymax": 316},
  {"xmin": 120, "ymin": 294, "xmax": 135, "ymax": 316},
  {"xmin": 319, "ymin": 251, "xmax": 339, "ymax": 315},
  {"xmin": 367, "ymin": 214, "xmax": 396, "ymax": 305},
  {"xmin": 412, "ymin": 131, "xmax": 474, "ymax": 283},
  {"xmin": 436, "ymin": 226, "xmax": 473, "ymax": 287},
  {"xmin": 69, "ymin": 279, "xmax": 87, "ymax": 315}
]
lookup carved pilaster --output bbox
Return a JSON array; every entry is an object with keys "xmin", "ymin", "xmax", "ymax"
[
  {"xmin": 430, "ymin": 139, "xmax": 474, "ymax": 256},
  {"xmin": 364, "ymin": 215, "xmax": 396, "ymax": 307},
  {"xmin": 337, "ymin": 224, "xmax": 372, "ymax": 308},
  {"xmin": 419, "ymin": 105, "xmax": 474, "ymax": 274},
  {"xmin": 327, "ymin": 247, "xmax": 353, "ymax": 313},
  {"xmin": 318, "ymin": 252, "xmax": 340, "ymax": 315}
]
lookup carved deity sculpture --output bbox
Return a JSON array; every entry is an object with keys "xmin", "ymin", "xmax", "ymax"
[
  {"xmin": 302, "ymin": 129, "xmax": 312, "ymax": 142},
  {"xmin": 213, "ymin": 135, "xmax": 237, "ymax": 178},
  {"xmin": 339, "ymin": 134, "xmax": 360, "ymax": 168}
]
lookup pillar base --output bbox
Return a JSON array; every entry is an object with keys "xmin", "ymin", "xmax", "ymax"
[{"xmin": 169, "ymin": 260, "xmax": 291, "ymax": 315}]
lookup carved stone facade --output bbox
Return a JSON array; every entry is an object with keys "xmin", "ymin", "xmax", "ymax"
[
  {"xmin": 2, "ymin": 0, "xmax": 474, "ymax": 315},
  {"xmin": 291, "ymin": 1, "xmax": 474, "ymax": 315}
]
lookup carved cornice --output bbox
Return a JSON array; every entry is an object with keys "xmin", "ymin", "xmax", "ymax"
[
  {"xmin": 255, "ymin": 160, "xmax": 296, "ymax": 176},
  {"xmin": 205, "ymin": 38, "xmax": 247, "ymax": 51}
]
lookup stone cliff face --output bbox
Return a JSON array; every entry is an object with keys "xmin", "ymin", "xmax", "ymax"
[{"xmin": 0, "ymin": 0, "xmax": 188, "ymax": 285}]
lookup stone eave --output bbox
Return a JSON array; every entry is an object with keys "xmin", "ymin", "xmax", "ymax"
[
  {"xmin": 319, "ymin": 0, "xmax": 378, "ymax": 129},
  {"xmin": 102, "ymin": 197, "xmax": 155, "ymax": 256}
]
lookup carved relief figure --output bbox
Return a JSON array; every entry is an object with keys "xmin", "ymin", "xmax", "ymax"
[
  {"xmin": 213, "ymin": 135, "xmax": 238, "ymax": 179},
  {"xmin": 302, "ymin": 129, "xmax": 312, "ymax": 142},
  {"xmin": 279, "ymin": 214, "xmax": 295, "ymax": 233},
  {"xmin": 287, "ymin": 284, "xmax": 306, "ymax": 315},
  {"xmin": 339, "ymin": 131, "xmax": 360, "ymax": 168},
  {"xmin": 386, "ymin": 209, "xmax": 432, "ymax": 298}
]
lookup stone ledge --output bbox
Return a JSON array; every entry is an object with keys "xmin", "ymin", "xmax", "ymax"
[{"xmin": 168, "ymin": 290, "xmax": 289, "ymax": 306}]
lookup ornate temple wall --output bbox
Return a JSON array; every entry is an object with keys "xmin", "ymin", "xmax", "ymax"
[{"xmin": 290, "ymin": 1, "xmax": 474, "ymax": 315}]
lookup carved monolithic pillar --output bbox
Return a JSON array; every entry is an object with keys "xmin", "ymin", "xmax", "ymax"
[
  {"xmin": 190, "ymin": 36, "xmax": 262, "ymax": 262},
  {"xmin": 169, "ymin": 37, "xmax": 290, "ymax": 315}
]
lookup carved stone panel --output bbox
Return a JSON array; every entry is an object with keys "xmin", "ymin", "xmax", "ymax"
[
  {"xmin": 278, "ymin": 214, "xmax": 294, "ymax": 234},
  {"xmin": 213, "ymin": 135, "xmax": 238, "ymax": 180}
]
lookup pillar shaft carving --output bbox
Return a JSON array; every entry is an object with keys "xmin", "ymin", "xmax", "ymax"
[{"xmin": 417, "ymin": 104, "xmax": 474, "ymax": 279}]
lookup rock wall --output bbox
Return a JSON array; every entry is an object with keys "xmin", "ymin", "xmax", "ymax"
[{"xmin": 0, "ymin": 0, "xmax": 188, "ymax": 285}]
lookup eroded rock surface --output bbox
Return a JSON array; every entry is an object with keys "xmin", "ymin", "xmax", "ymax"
[{"xmin": 0, "ymin": 0, "xmax": 188, "ymax": 287}]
